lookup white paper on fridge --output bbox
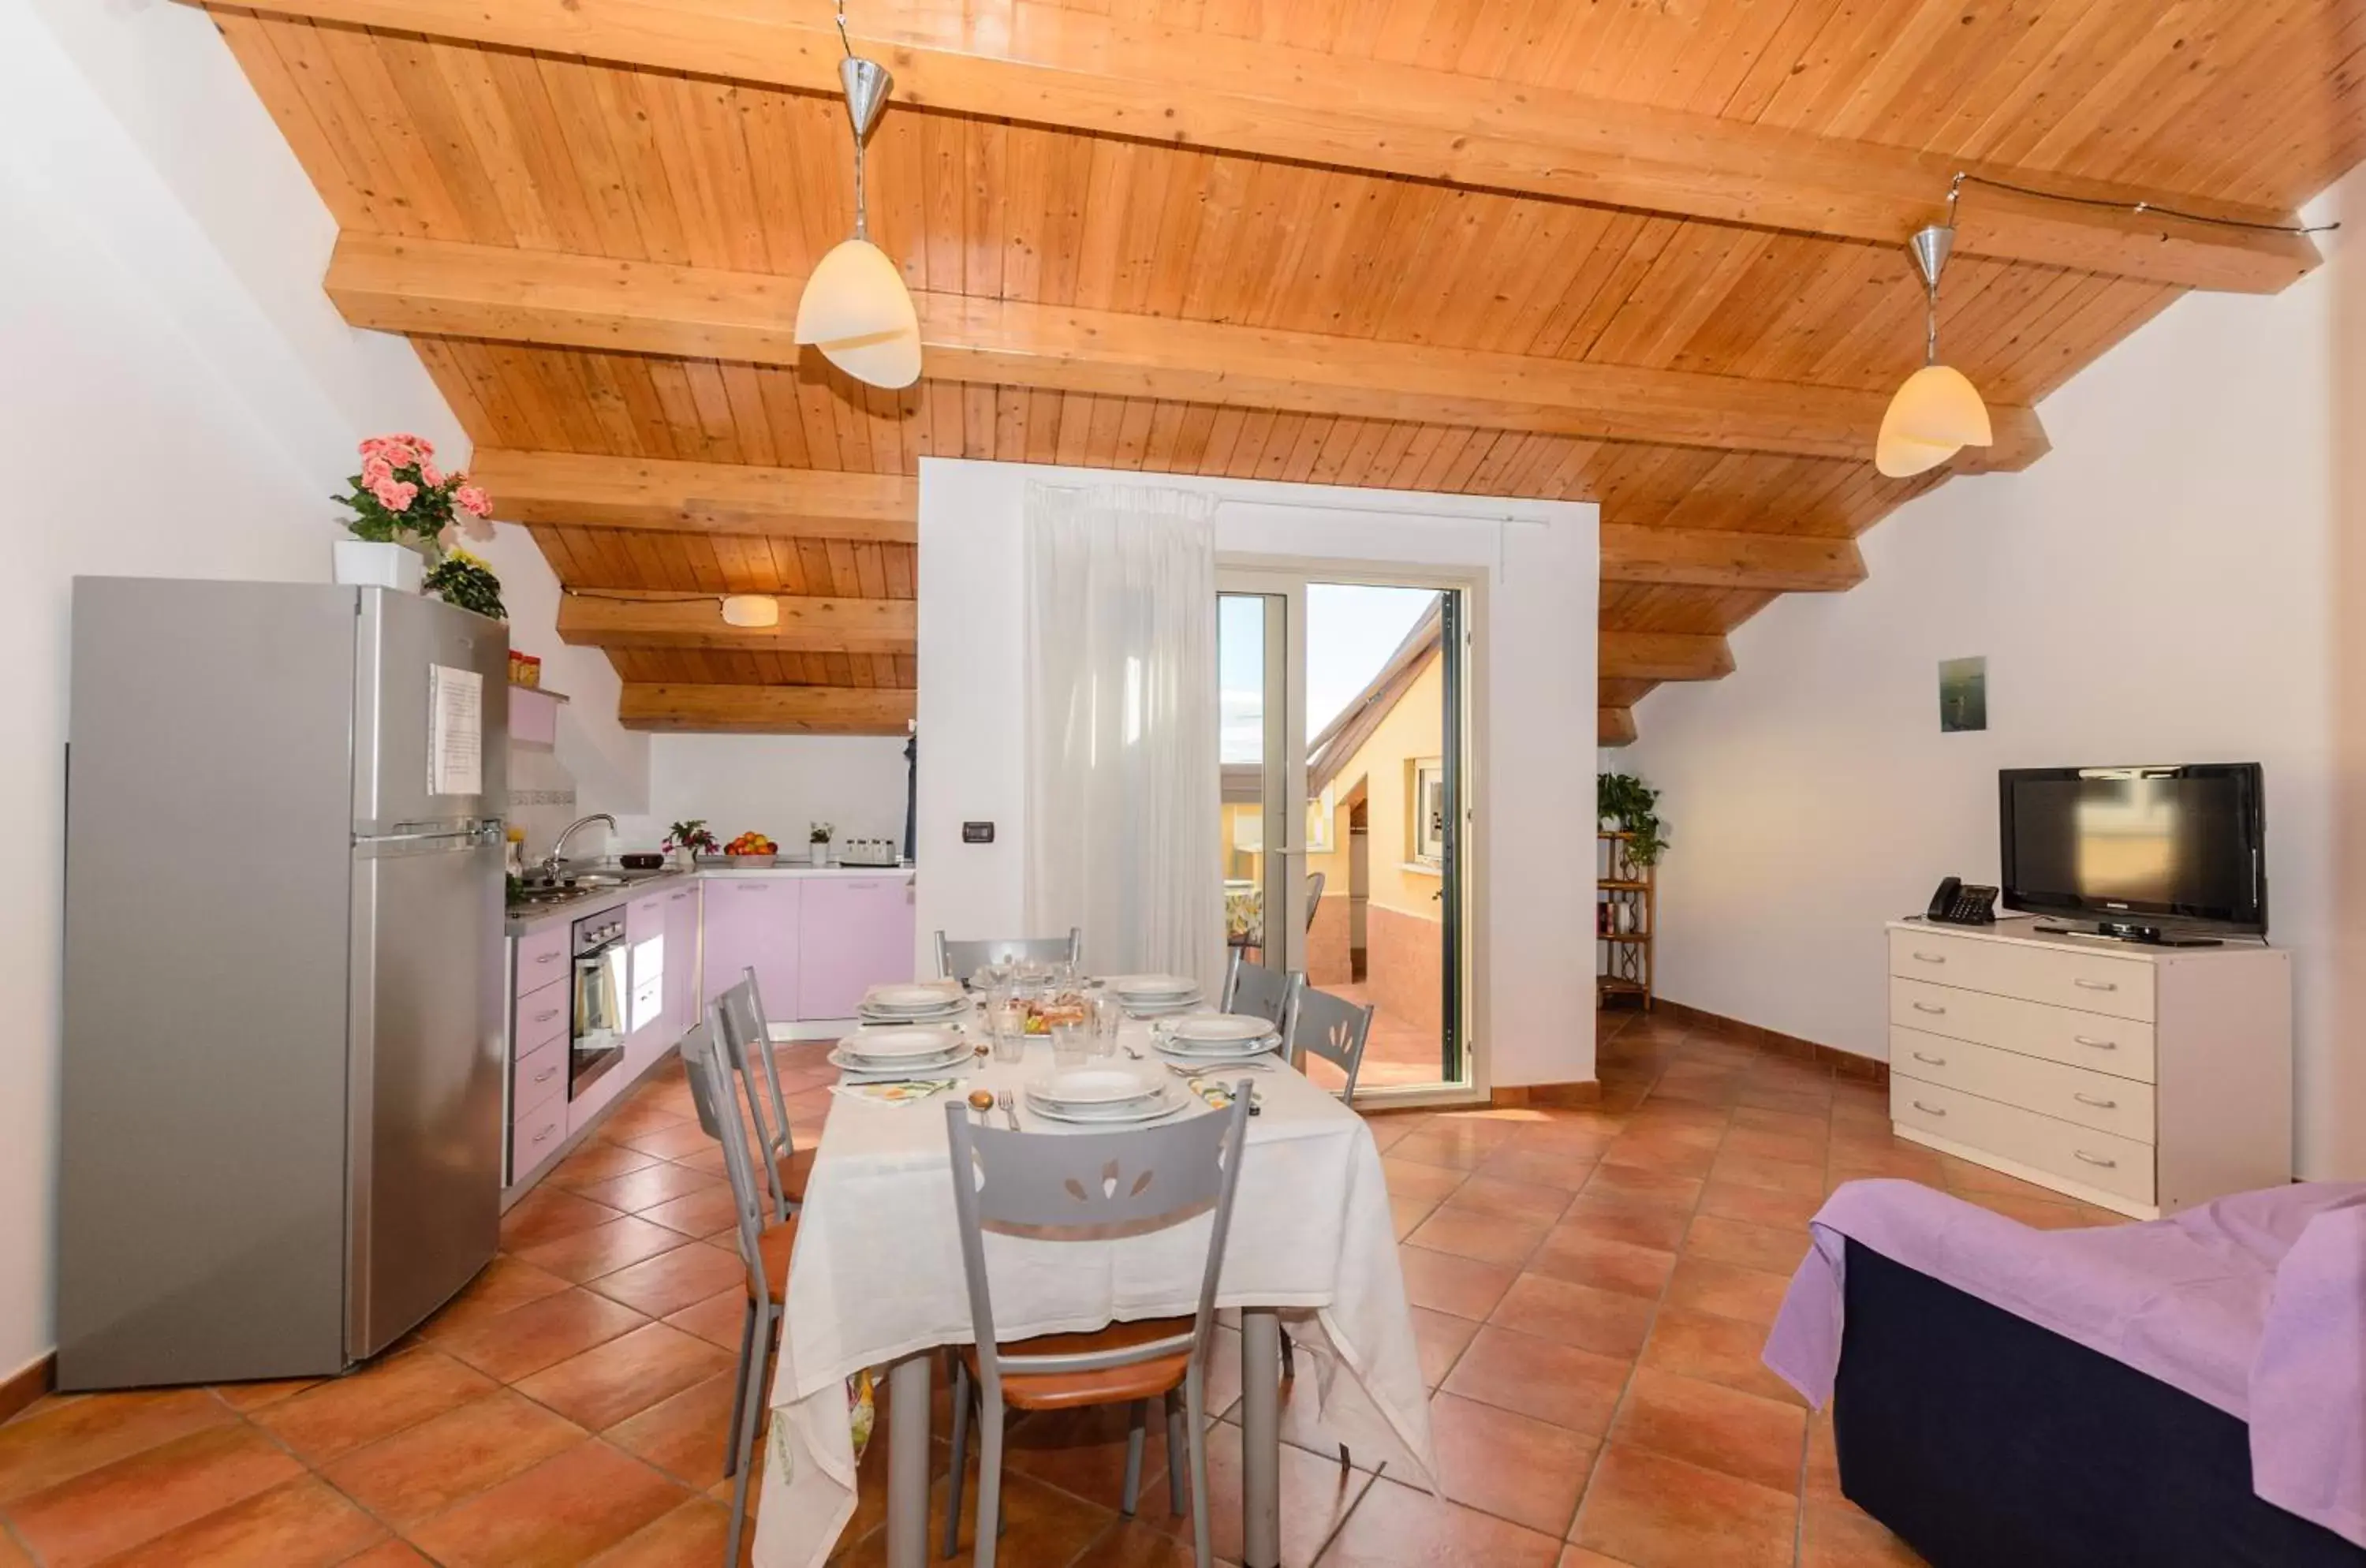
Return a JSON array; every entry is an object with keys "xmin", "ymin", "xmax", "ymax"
[{"xmin": 428, "ymin": 663, "xmax": 484, "ymax": 795}]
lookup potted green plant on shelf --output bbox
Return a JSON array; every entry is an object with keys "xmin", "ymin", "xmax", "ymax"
[
  {"xmin": 665, "ymin": 819, "xmax": 719, "ymax": 870},
  {"xmin": 809, "ymin": 821, "xmax": 834, "ymax": 867},
  {"xmin": 330, "ymin": 434, "xmax": 499, "ymax": 607},
  {"xmin": 1597, "ymin": 772, "xmax": 1668, "ymax": 868}
]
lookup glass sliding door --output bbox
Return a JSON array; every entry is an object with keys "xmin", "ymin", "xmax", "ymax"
[{"xmin": 1218, "ymin": 569, "xmax": 1474, "ymax": 1099}]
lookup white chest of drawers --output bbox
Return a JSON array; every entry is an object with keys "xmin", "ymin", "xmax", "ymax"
[{"xmin": 1885, "ymin": 918, "xmax": 2290, "ymax": 1219}]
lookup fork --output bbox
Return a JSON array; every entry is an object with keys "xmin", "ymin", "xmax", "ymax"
[{"xmin": 995, "ymin": 1088, "xmax": 1020, "ymax": 1131}]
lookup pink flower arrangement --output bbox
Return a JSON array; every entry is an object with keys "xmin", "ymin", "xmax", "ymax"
[{"xmin": 334, "ymin": 433, "xmax": 498, "ymax": 549}]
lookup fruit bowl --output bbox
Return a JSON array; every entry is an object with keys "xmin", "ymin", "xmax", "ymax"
[{"xmin": 724, "ymin": 852, "xmax": 777, "ymax": 868}]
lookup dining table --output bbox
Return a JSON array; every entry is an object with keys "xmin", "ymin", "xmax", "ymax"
[{"xmin": 750, "ymin": 1004, "xmax": 1438, "ymax": 1568}]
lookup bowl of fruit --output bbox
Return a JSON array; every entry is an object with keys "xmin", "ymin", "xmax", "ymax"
[{"xmin": 722, "ymin": 830, "xmax": 777, "ymax": 868}]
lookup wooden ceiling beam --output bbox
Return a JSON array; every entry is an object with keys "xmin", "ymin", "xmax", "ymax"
[
  {"xmin": 211, "ymin": 0, "xmax": 2316, "ymax": 292},
  {"xmin": 558, "ymin": 593, "xmax": 915, "ymax": 655},
  {"xmin": 1599, "ymin": 525, "xmax": 1864, "ymax": 592},
  {"xmin": 1599, "ymin": 709, "xmax": 1639, "ymax": 748},
  {"xmin": 330, "ymin": 237, "xmax": 2046, "ymax": 468},
  {"xmin": 617, "ymin": 683, "xmax": 916, "ymax": 734},
  {"xmin": 468, "ymin": 450, "xmax": 917, "ymax": 542},
  {"xmin": 1602, "ymin": 631, "xmax": 1735, "ymax": 682}
]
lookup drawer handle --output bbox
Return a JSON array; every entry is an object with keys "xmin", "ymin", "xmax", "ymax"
[
  {"xmin": 532, "ymin": 1126, "xmax": 554, "ymax": 1144},
  {"xmin": 1911, "ymin": 1051, "xmax": 1947, "ymax": 1066},
  {"xmin": 534, "ymin": 1066, "xmax": 559, "ymax": 1084},
  {"xmin": 535, "ymin": 1009, "xmax": 560, "ymax": 1024},
  {"xmin": 536, "ymin": 951, "xmax": 563, "ymax": 964},
  {"xmin": 1911, "ymin": 1002, "xmax": 1946, "ymax": 1015},
  {"xmin": 1911, "ymin": 951, "xmax": 1947, "ymax": 964},
  {"xmin": 2072, "ymin": 1035, "xmax": 2117, "ymax": 1050},
  {"xmin": 2073, "ymin": 1150, "xmax": 2117, "ymax": 1169},
  {"xmin": 2073, "ymin": 978, "xmax": 2118, "ymax": 992},
  {"xmin": 1911, "ymin": 1099, "xmax": 1948, "ymax": 1117},
  {"xmin": 2072, "ymin": 1092, "xmax": 2118, "ymax": 1109},
  {"xmin": 670, "ymin": 892, "xmax": 689, "ymax": 901}
]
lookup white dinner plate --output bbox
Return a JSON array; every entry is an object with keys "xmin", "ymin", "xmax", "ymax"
[
  {"xmin": 1024, "ymin": 1085, "xmax": 1187, "ymax": 1124},
  {"xmin": 1029, "ymin": 1067, "xmax": 1163, "ymax": 1107},
  {"xmin": 1153, "ymin": 1036, "xmax": 1280, "ymax": 1062},
  {"xmin": 859, "ymin": 999, "xmax": 967, "ymax": 1023},
  {"xmin": 827, "ymin": 1041, "xmax": 972, "ymax": 1075},
  {"xmin": 866, "ymin": 982, "xmax": 965, "ymax": 1010},
  {"xmin": 1165, "ymin": 1013, "xmax": 1276, "ymax": 1043},
  {"xmin": 1119, "ymin": 992, "xmax": 1204, "ymax": 1017},
  {"xmin": 1103, "ymin": 973, "xmax": 1200, "ymax": 999},
  {"xmin": 836, "ymin": 1025, "xmax": 962, "ymax": 1061}
]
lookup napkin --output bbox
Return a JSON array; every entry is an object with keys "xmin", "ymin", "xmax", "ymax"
[{"xmin": 829, "ymin": 1078, "xmax": 961, "ymax": 1106}]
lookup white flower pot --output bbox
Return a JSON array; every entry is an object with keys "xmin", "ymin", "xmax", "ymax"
[
  {"xmin": 809, "ymin": 842, "xmax": 830, "ymax": 866},
  {"xmin": 334, "ymin": 539, "xmax": 424, "ymax": 592}
]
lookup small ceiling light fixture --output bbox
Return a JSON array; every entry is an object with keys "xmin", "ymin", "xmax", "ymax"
[
  {"xmin": 720, "ymin": 595, "xmax": 781, "ymax": 629},
  {"xmin": 1876, "ymin": 219, "xmax": 1990, "ymax": 479},
  {"xmin": 793, "ymin": 2, "xmax": 921, "ymax": 390}
]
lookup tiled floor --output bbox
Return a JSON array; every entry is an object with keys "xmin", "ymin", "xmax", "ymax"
[
  {"xmin": 1326, "ymin": 981, "xmax": 1450, "ymax": 1092},
  {"xmin": 0, "ymin": 1008, "xmax": 2133, "ymax": 1566}
]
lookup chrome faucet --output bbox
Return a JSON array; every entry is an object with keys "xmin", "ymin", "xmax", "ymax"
[{"xmin": 542, "ymin": 813, "xmax": 617, "ymax": 879}]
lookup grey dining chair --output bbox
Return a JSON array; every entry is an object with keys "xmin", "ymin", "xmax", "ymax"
[
  {"xmin": 681, "ymin": 1021, "xmax": 800, "ymax": 1568},
  {"xmin": 711, "ymin": 969, "xmax": 815, "ymax": 1219},
  {"xmin": 1220, "ymin": 951, "xmax": 1304, "ymax": 1040},
  {"xmin": 1304, "ymin": 871, "xmax": 1327, "ymax": 931},
  {"xmin": 939, "ymin": 1092, "xmax": 1253, "ymax": 1568},
  {"xmin": 933, "ymin": 927, "xmax": 1084, "ymax": 984},
  {"xmin": 1288, "ymin": 984, "xmax": 1377, "ymax": 1107}
]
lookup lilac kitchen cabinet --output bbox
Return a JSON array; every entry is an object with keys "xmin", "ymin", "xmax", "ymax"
[
  {"xmin": 702, "ymin": 876, "xmax": 800, "ymax": 1025},
  {"xmin": 796, "ymin": 875, "xmax": 916, "ymax": 1021},
  {"xmin": 663, "ymin": 883, "xmax": 700, "ymax": 1039}
]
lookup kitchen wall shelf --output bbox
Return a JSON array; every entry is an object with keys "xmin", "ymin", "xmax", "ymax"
[{"xmin": 1598, "ymin": 830, "xmax": 1655, "ymax": 1010}]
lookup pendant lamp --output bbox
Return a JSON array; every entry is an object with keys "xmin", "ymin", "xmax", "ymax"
[
  {"xmin": 1875, "ymin": 225, "xmax": 1991, "ymax": 478},
  {"xmin": 793, "ymin": 50, "xmax": 921, "ymax": 390}
]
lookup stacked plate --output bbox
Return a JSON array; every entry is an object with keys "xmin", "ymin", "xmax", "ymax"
[
  {"xmin": 829, "ymin": 1025, "xmax": 970, "ymax": 1077},
  {"xmin": 1023, "ymin": 1067, "xmax": 1184, "ymax": 1126},
  {"xmin": 859, "ymin": 981, "xmax": 967, "ymax": 1027},
  {"xmin": 1154, "ymin": 1012, "xmax": 1282, "ymax": 1063},
  {"xmin": 1103, "ymin": 973, "xmax": 1204, "ymax": 1017}
]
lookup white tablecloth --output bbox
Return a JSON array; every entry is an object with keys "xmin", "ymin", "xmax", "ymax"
[{"xmin": 752, "ymin": 1024, "xmax": 1437, "ymax": 1567}]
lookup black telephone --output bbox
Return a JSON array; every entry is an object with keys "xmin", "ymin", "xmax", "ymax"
[{"xmin": 1926, "ymin": 876, "xmax": 1998, "ymax": 925}]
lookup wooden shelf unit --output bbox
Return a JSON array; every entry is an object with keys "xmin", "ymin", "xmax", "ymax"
[{"xmin": 1598, "ymin": 830, "xmax": 1655, "ymax": 1010}]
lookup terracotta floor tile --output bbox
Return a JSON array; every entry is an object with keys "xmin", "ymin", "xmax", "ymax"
[
  {"xmin": 1731, "ymin": 1107, "xmax": 1829, "ymax": 1141},
  {"xmin": 1396, "ymin": 1245, "xmax": 1517, "ymax": 1322},
  {"xmin": 514, "ymin": 1322, "xmax": 735, "ymax": 1432},
  {"xmin": 1559, "ymin": 1547, "xmax": 1637, "ymax": 1567},
  {"xmin": 9, "ymin": 1424, "xmax": 304, "ymax": 1568},
  {"xmin": 886, "ymin": 1450, "xmax": 1123, "ymax": 1568},
  {"xmin": 568, "ymin": 1163, "xmax": 726, "ymax": 1215},
  {"xmin": 665, "ymin": 1288, "xmax": 756, "ymax": 1351},
  {"xmin": 1663, "ymin": 1259, "xmax": 1794, "ymax": 1328},
  {"xmin": 248, "ymin": 1349, "xmax": 495, "ymax": 1464},
  {"xmin": 207, "ymin": 1379, "xmax": 323, "ymax": 1415},
  {"xmin": 1580, "ymin": 1164, "xmax": 1704, "ymax": 1210},
  {"xmin": 1379, "ymin": 1158, "xmax": 1468, "ymax": 1204},
  {"xmin": 88, "ymin": 1476, "xmax": 384, "ymax": 1568},
  {"xmin": 1638, "ymin": 1307, "xmax": 1804, "ymax": 1407},
  {"xmin": 586, "ymin": 1241, "xmax": 750, "ymax": 1317},
  {"xmin": 1961, "ymin": 1193, "xmax": 2093, "ymax": 1229},
  {"xmin": 498, "ymin": 1188, "xmax": 627, "ymax": 1252},
  {"xmin": 1319, "ymin": 1471, "xmax": 1564, "ymax": 1567},
  {"xmin": 1619, "ymin": 1106, "xmax": 1730, "ymax": 1144},
  {"xmin": 416, "ymin": 1258, "xmax": 574, "ymax": 1343},
  {"xmin": 1489, "ymin": 1273, "xmax": 1655, "ymax": 1360},
  {"xmin": 1002, "ymin": 1399, "xmax": 1172, "ymax": 1507},
  {"xmin": 1388, "ymin": 1193, "xmax": 1438, "ymax": 1241},
  {"xmin": 1699, "ymin": 1182, "xmax": 1827, "ymax": 1230},
  {"xmin": 1429, "ymin": 1390, "xmax": 1599, "ymax": 1537},
  {"xmin": 1439, "ymin": 1327, "xmax": 1631, "ymax": 1436},
  {"xmin": 322, "ymin": 1391, "xmax": 586, "ymax": 1525},
  {"xmin": 1801, "ymin": 1500, "xmax": 1928, "ymax": 1566},
  {"xmin": 338, "ymin": 1543, "xmax": 435, "ymax": 1566},
  {"xmin": 515, "ymin": 1217, "xmax": 696, "ymax": 1284},
  {"xmin": 1571, "ymin": 1443, "xmax": 1799, "ymax": 1568},
  {"xmin": 1599, "ymin": 1137, "xmax": 1719, "ymax": 1179},
  {"xmin": 601, "ymin": 1372, "xmax": 740, "ymax": 1489},
  {"xmin": 431, "ymin": 1288, "xmax": 650, "ymax": 1383},
  {"xmin": 1707, "ymin": 1152, "xmax": 1827, "ymax": 1198},
  {"xmin": 1736, "ymin": 1088, "xmax": 1831, "ymax": 1119},
  {"xmin": 545, "ymin": 1142, "xmax": 664, "ymax": 1191},
  {"xmin": 402, "ymin": 1439, "xmax": 692, "ymax": 1568},
  {"xmin": 1406, "ymin": 1204, "xmax": 1554, "ymax": 1268},
  {"xmin": 595, "ymin": 1101, "xmax": 693, "ymax": 1141},
  {"xmin": 1804, "ymin": 1411, "xmax": 1844, "ymax": 1506},
  {"xmin": 1554, "ymin": 1197, "xmax": 1692, "ymax": 1253},
  {"xmin": 581, "ymin": 1497, "xmax": 734, "ymax": 1566},
  {"xmin": 1722, "ymin": 1126, "xmax": 1827, "ymax": 1166},
  {"xmin": 0, "ymin": 1388, "xmax": 234, "ymax": 1505},
  {"xmin": 1064, "ymin": 1518, "xmax": 1206, "ymax": 1568},
  {"xmin": 638, "ymin": 1185, "xmax": 747, "ymax": 1240},
  {"xmin": 0, "ymin": 1530, "xmax": 30, "ymax": 1568},
  {"xmin": 610, "ymin": 1121, "xmax": 720, "ymax": 1161},
  {"xmin": 1449, "ymin": 1173, "xmax": 1580, "ymax": 1224},
  {"xmin": 1386, "ymin": 1127, "xmax": 1501, "ymax": 1172},
  {"xmin": 1683, "ymin": 1215, "xmax": 1812, "ymax": 1276},
  {"xmin": 1505, "ymin": 1121, "xmax": 1620, "ymax": 1159},
  {"xmin": 1472, "ymin": 1146, "xmax": 1600, "ymax": 1192},
  {"xmin": 1525, "ymin": 1230, "xmax": 1677, "ymax": 1301},
  {"xmin": 1132, "ymin": 1420, "xmax": 1370, "ymax": 1568},
  {"xmin": 1407, "ymin": 1305, "xmax": 1481, "ymax": 1388},
  {"xmin": 1607, "ymin": 1369, "xmax": 1806, "ymax": 1493}
]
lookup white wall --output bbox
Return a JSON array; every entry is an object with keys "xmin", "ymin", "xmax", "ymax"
[
  {"xmin": 614, "ymin": 734, "xmax": 911, "ymax": 854},
  {"xmin": 1627, "ymin": 166, "xmax": 2366, "ymax": 1180},
  {"xmin": 916, "ymin": 460, "xmax": 1598, "ymax": 1091}
]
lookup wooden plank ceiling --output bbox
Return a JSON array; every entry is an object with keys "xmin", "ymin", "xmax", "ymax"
[{"xmin": 200, "ymin": 0, "xmax": 2366, "ymax": 741}]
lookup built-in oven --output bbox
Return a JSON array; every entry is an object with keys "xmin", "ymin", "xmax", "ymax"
[{"xmin": 570, "ymin": 911, "xmax": 629, "ymax": 1099}]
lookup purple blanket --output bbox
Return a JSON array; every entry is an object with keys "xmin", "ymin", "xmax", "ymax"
[{"xmin": 1763, "ymin": 1178, "xmax": 2366, "ymax": 1548}]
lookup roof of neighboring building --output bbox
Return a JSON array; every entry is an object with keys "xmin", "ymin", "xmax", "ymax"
[{"xmin": 1307, "ymin": 599, "xmax": 1442, "ymax": 796}]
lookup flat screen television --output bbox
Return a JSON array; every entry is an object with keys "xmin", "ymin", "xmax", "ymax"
[{"xmin": 1998, "ymin": 763, "xmax": 2267, "ymax": 939}]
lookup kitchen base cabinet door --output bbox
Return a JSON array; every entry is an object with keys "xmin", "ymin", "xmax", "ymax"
[
  {"xmin": 703, "ymin": 877, "xmax": 800, "ymax": 1031},
  {"xmin": 664, "ymin": 884, "xmax": 700, "ymax": 1038},
  {"xmin": 797, "ymin": 875, "xmax": 917, "ymax": 1021}
]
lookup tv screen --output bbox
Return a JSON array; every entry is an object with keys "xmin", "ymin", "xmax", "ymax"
[{"xmin": 1998, "ymin": 764, "xmax": 2266, "ymax": 935}]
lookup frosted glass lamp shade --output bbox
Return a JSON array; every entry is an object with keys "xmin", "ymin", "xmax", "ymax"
[
  {"xmin": 721, "ymin": 595, "xmax": 780, "ymax": 629},
  {"xmin": 795, "ymin": 238, "xmax": 922, "ymax": 390},
  {"xmin": 1874, "ymin": 428, "xmax": 1961, "ymax": 479},
  {"xmin": 1884, "ymin": 364, "xmax": 1991, "ymax": 446}
]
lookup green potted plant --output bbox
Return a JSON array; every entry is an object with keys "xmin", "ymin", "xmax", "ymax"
[
  {"xmin": 664, "ymin": 819, "xmax": 719, "ymax": 870},
  {"xmin": 330, "ymin": 433, "xmax": 498, "ymax": 596},
  {"xmin": 1597, "ymin": 772, "xmax": 1668, "ymax": 867}
]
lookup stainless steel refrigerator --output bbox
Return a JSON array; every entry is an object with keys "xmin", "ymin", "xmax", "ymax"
[{"xmin": 57, "ymin": 580, "xmax": 509, "ymax": 1389}]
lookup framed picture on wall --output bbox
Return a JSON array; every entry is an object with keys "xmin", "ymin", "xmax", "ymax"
[{"xmin": 1939, "ymin": 656, "xmax": 1987, "ymax": 733}]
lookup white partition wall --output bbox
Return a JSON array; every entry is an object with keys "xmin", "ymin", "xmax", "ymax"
[{"xmin": 916, "ymin": 459, "xmax": 1598, "ymax": 1093}]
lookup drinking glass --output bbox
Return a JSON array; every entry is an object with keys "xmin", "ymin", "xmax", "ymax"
[
  {"xmin": 1050, "ymin": 1020, "xmax": 1090, "ymax": 1070},
  {"xmin": 987, "ymin": 991, "xmax": 1028, "ymax": 1066},
  {"xmin": 1090, "ymin": 991, "xmax": 1122, "ymax": 1057}
]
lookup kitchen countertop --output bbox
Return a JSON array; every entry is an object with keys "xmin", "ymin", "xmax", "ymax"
[{"xmin": 506, "ymin": 861, "xmax": 912, "ymax": 934}]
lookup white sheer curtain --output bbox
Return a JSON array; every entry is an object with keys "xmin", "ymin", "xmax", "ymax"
[{"xmin": 1023, "ymin": 482, "xmax": 1224, "ymax": 997}]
